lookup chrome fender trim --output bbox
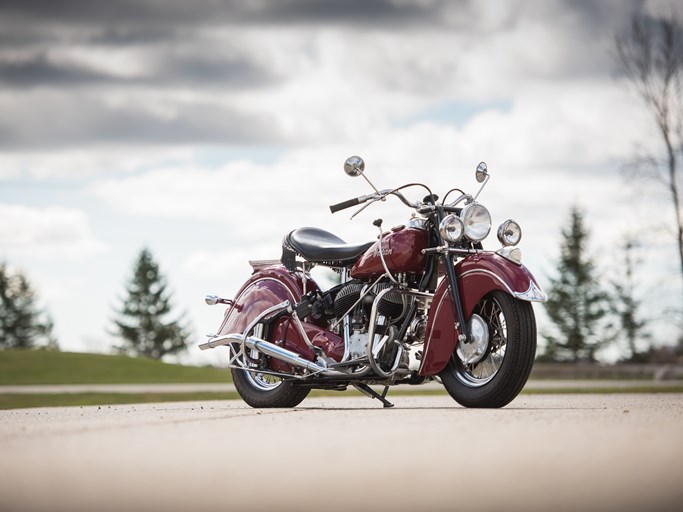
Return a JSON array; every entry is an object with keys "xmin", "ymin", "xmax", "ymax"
[{"xmin": 513, "ymin": 279, "xmax": 547, "ymax": 303}]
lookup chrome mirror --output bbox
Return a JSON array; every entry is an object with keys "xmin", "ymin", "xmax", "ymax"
[
  {"xmin": 344, "ymin": 156, "xmax": 365, "ymax": 177},
  {"xmin": 475, "ymin": 162, "xmax": 488, "ymax": 183}
]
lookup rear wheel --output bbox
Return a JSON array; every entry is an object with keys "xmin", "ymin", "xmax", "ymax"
[
  {"xmin": 440, "ymin": 291, "xmax": 536, "ymax": 408},
  {"xmin": 232, "ymin": 366, "xmax": 310, "ymax": 408}
]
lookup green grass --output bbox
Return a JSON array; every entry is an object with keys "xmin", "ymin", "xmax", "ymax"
[
  {"xmin": 0, "ymin": 350, "xmax": 230, "ymax": 385},
  {"xmin": 521, "ymin": 386, "xmax": 683, "ymax": 394},
  {"xmin": 0, "ymin": 392, "xmax": 239, "ymax": 410},
  {"xmin": 2, "ymin": 350, "xmax": 682, "ymax": 410}
]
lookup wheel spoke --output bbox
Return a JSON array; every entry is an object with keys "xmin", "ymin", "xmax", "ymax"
[{"xmin": 453, "ymin": 296, "xmax": 509, "ymax": 387}]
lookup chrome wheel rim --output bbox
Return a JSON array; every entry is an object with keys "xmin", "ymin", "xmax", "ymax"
[
  {"xmin": 453, "ymin": 296, "xmax": 507, "ymax": 387},
  {"xmin": 245, "ymin": 369, "xmax": 283, "ymax": 391},
  {"xmin": 243, "ymin": 346, "xmax": 283, "ymax": 391}
]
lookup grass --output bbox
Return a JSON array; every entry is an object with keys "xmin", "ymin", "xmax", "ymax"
[
  {"xmin": 0, "ymin": 350, "xmax": 230, "ymax": 385},
  {"xmin": 521, "ymin": 386, "xmax": 683, "ymax": 395},
  {"xmin": 1, "ymin": 349, "xmax": 682, "ymax": 410},
  {"xmin": 0, "ymin": 392, "xmax": 239, "ymax": 410}
]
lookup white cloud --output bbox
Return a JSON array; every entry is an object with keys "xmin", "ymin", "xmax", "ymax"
[
  {"xmin": 0, "ymin": 145, "xmax": 199, "ymax": 181},
  {"xmin": 86, "ymin": 76, "xmax": 658, "ymax": 259},
  {"xmin": 0, "ymin": 204, "xmax": 106, "ymax": 260}
]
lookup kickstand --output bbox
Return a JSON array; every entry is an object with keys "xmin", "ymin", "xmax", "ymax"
[{"xmin": 353, "ymin": 383, "xmax": 394, "ymax": 408}]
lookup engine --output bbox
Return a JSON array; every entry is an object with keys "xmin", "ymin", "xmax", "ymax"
[
  {"xmin": 307, "ymin": 279, "xmax": 428, "ymax": 366},
  {"xmin": 333, "ymin": 282, "xmax": 407, "ymax": 321},
  {"xmin": 331, "ymin": 281, "xmax": 409, "ymax": 359}
]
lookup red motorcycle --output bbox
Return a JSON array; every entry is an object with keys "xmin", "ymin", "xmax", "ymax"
[{"xmin": 200, "ymin": 156, "xmax": 546, "ymax": 408}]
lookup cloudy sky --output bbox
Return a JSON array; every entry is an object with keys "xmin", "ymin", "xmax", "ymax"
[{"xmin": 0, "ymin": 0, "xmax": 680, "ymax": 364}]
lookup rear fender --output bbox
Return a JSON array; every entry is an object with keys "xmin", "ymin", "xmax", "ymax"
[
  {"xmin": 419, "ymin": 253, "xmax": 545, "ymax": 376},
  {"xmin": 216, "ymin": 264, "xmax": 311, "ymax": 337},
  {"xmin": 215, "ymin": 263, "xmax": 344, "ymax": 366}
]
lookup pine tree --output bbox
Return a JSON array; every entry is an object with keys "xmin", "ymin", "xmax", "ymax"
[
  {"xmin": 112, "ymin": 248, "xmax": 189, "ymax": 359},
  {"xmin": 543, "ymin": 206, "xmax": 610, "ymax": 362},
  {"xmin": 0, "ymin": 262, "xmax": 58, "ymax": 350}
]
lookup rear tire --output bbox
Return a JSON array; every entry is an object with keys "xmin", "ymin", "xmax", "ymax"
[
  {"xmin": 231, "ymin": 367, "xmax": 310, "ymax": 408},
  {"xmin": 440, "ymin": 291, "xmax": 536, "ymax": 408}
]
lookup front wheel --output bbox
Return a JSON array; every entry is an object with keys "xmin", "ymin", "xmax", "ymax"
[{"xmin": 440, "ymin": 291, "xmax": 536, "ymax": 408}]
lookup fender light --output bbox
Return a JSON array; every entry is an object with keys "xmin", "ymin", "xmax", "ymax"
[
  {"xmin": 496, "ymin": 247, "xmax": 522, "ymax": 265},
  {"xmin": 497, "ymin": 219, "xmax": 522, "ymax": 246}
]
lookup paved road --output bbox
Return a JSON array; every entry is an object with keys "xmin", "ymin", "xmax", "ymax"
[
  {"xmin": 1, "ymin": 379, "xmax": 679, "ymax": 394},
  {"xmin": 1, "ymin": 394, "xmax": 682, "ymax": 512}
]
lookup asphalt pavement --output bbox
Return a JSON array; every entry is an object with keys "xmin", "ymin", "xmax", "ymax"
[
  {"xmin": 1, "ymin": 394, "xmax": 682, "ymax": 512},
  {"xmin": 0, "ymin": 379, "xmax": 679, "ymax": 394}
]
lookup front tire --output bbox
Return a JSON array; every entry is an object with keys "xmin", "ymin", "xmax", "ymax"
[{"xmin": 440, "ymin": 291, "xmax": 536, "ymax": 408}]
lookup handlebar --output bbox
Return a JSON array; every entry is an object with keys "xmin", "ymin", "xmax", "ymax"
[
  {"xmin": 330, "ymin": 186, "xmax": 427, "ymax": 216},
  {"xmin": 329, "ymin": 197, "xmax": 363, "ymax": 213}
]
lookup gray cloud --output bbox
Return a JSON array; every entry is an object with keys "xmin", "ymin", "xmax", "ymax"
[
  {"xmin": 0, "ymin": 51, "xmax": 278, "ymax": 89},
  {"xmin": 0, "ymin": 95, "xmax": 281, "ymax": 149},
  {"xmin": 0, "ymin": 53, "xmax": 113, "ymax": 87},
  {"xmin": 0, "ymin": 0, "xmax": 445, "ymax": 27},
  {"xmin": 0, "ymin": 0, "xmax": 661, "ymax": 150}
]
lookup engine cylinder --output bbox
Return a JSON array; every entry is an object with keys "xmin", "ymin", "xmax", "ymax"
[
  {"xmin": 374, "ymin": 283, "xmax": 407, "ymax": 320},
  {"xmin": 333, "ymin": 283, "xmax": 362, "ymax": 318}
]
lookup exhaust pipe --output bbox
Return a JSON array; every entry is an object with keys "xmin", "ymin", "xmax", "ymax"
[{"xmin": 199, "ymin": 333, "xmax": 346, "ymax": 377}]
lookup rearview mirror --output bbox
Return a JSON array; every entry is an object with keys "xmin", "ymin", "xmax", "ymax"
[
  {"xmin": 475, "ymin": 162, "xmax": 488, "ymax": 183},
  {"xmin": 344, "ymin": 156, "xmax": 365, "ymax": 177}
]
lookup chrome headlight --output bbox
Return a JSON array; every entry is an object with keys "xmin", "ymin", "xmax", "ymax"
[
  {"xmin": 497, "ymin": 219, "xmax": 522, "ymax": 246},
  {"xmin": 439, "ymin": 214, "xmax": 464, "ymax": 243},
  {"xmin": 460, "ymin": 203, "xmax": 491, "ymax": 242}
]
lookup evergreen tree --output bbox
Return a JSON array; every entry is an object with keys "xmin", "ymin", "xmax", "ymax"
[
  {"xmin": 0, "ymin": 262, "xmax": 58, "ymax": 350},
  {"xmin": 112, "ymin": 248, "xmax": 189, "ymax": 359},
  {"xmin": 543, "ymin": 206, "xmax": 610, "ymax": 362}
]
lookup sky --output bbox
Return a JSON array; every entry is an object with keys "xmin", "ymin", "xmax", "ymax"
[{"xmin": 0, "ymin": 0, "xmax": 681, "ymax": 365}]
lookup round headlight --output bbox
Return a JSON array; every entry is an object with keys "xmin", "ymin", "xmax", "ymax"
[
  {"xmin": 497, "ymin": 219, "xmax": 522, "ymax": 246},
  {"xmin": 439, "ymin": 214, "xmax": 464, "ymax": 243},
  {"xmin": 460, "ymin": 203, "xmax": 491, "ymax": 242}
]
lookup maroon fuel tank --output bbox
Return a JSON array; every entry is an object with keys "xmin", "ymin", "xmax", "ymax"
[
  {"xmin": 215, "ymin": 263, "xmax": 344, "ymax": 364},
  {"xmin": 350, "ymin": 226, "xmax": 428, "ymax": 279},
  {"xmin": 418, "ymin": 252, "xmax": 543, "ymax": 376}
]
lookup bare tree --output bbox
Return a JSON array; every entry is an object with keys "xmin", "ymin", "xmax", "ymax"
[
  {"xmin": 615, "ymin": 12, "xmax": 683, "ymax": 306},
  {"xmin": 609, "ymin": 237, "xmax": 650, "ymax": 361}
]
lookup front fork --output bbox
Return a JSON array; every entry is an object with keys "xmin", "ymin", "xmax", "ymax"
[{"xmin": 442, "ymin": 253, "xmax": 471, "ymax": 344}]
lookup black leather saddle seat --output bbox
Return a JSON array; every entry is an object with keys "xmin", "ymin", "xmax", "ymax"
[{"xmin": 285, "ymin": 227, "xmax": 374, "ymax": 264}]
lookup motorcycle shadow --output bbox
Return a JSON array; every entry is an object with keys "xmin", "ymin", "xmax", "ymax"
[{"xmin": 293, "ymin": 403, "xmax": 603, "ymax": 411}]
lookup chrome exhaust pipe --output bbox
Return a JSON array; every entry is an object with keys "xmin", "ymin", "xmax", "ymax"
[
  {"xmin": 198, "ymin": 333, "xmax": 346, "ymax": 377},
  {"xmin": 198, "ymin": 333, "xmax": 241, "ymax": 350}
]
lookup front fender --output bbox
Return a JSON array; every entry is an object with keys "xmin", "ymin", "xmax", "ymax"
[{"xmin": 419, "ymin": 252, "xmax": 545, "ymax": 376}]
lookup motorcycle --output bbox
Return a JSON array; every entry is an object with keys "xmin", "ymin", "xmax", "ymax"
[{"xmin": 199, "ymin": 156, "xmax": 547, "ymax": 408}]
